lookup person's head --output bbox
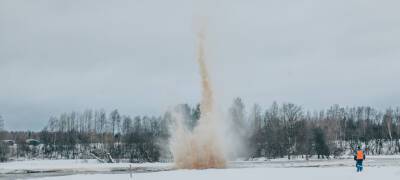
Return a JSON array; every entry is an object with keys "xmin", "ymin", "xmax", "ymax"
[{"xmin": 357, "ymin": 146, "xmax": 361, "ymax": 150}]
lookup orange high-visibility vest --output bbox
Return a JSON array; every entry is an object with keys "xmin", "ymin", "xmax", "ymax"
[{"xmin": 356, "ymin": 150, "xmax": 364, "ymax": 160}]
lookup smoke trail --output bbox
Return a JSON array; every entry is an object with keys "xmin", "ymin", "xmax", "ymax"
[
  {"xmin": 169, "ymin": 25, "xmax": 226, "ymax": 169},
  {"xmin": 196, "ymin": 25, "xmax": 213, "ymax": 123}
]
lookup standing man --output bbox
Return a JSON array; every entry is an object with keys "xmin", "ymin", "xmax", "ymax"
[{"xmin": 354, "ymin": 146, "xmax": 366, "ymax": 172}]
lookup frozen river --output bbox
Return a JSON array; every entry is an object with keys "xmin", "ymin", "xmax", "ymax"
[{"xmin": 1, "ymin": 156, "xmax": 400, "ymax": 179}]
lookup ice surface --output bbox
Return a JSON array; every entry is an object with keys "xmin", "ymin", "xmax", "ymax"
[
  {"xmin": 30, "ymin": 167, "xmax": 400, "ymax": 180},
  {"xmin": 1, "ymin": 156, "xmax": 400, "ymax": 179},
  {"xmin": 0, "ymin": 159, "xmax": 171, "ymax": 177}
]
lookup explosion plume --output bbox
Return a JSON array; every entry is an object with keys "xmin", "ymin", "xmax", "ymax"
[{"xmin": 169, "ymin": 26, "xmax": 226, "ymax": 169}]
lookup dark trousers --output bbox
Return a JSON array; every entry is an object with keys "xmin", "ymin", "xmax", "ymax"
[{"xmin": 356, "ymin": 160, "xmax": 363, "ymax": 172}]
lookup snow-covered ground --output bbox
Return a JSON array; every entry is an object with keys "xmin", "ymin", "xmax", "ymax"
[
  {"xmin": 1, "ymin": 159, "xmax": 171, "ymax": 174},
  {"xmin": 1, "ymin": 156, "xmax": 400, "ymax": 179},
  {"xmin": 0, "ymin": 159, "xmax": 172, "ymax": 179},
  {"xmin": 34, "ymin": 167, "xmax": 400, "ymax": 180}
]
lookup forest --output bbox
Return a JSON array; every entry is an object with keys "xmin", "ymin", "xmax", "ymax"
[{"xmin": 1, "ymin": 98, "xmax": 400, "ymax": 162}]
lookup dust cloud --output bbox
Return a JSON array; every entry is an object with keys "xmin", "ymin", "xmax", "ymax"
[{"xmin": 169, "ymin": 25, "xmax": 226, "ymax": 169}]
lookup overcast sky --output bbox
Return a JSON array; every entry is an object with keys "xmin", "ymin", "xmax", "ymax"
[{"xmin": 1, "ymin": 0, "xmax": 400, "ymax": 131}]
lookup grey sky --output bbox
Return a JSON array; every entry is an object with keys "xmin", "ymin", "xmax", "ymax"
[{"xmin": 1, "ymin": 0, "xmax": 399, "ymax": 131}]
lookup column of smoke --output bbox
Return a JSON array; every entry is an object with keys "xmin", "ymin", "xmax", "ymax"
[{"xmin": 169, "ymin": 26, "xmax": 226, "ymax": 169}]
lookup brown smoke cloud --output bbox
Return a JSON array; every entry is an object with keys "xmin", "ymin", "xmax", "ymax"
[{"xmin": 169, "ymin": 24, "xmax": 226, "ymax": 169}]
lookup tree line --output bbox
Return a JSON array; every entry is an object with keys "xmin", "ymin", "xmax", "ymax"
[
  {"xmin": 1, "ymin": 99, "xmax": 400, "ymax": 162},
  {"xmin": 247, "ymin": 101, "xmax": 400, "ymax": 159}
]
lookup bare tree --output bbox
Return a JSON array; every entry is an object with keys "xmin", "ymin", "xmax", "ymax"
[
  {"xmin": 383, "ymin": 109, "xmax": 394, "ymax": 140},
  {"xmin": 0, "ymin": 115, "xmax": 4, "ymax": 132},
  {"xmin": 122, "ymin": 116, "xmax": 132, "ymax": 135},
  {"xmin": 249, "ymin": 104, "xmax": 262, "ymax": 132},
  {"xmin": 110, "ymin": 110, "xmax": 121, "ymax": 136},
  {"xmin": 281, "ymin": 103, "xmax": 303, "ymax": 159}
]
